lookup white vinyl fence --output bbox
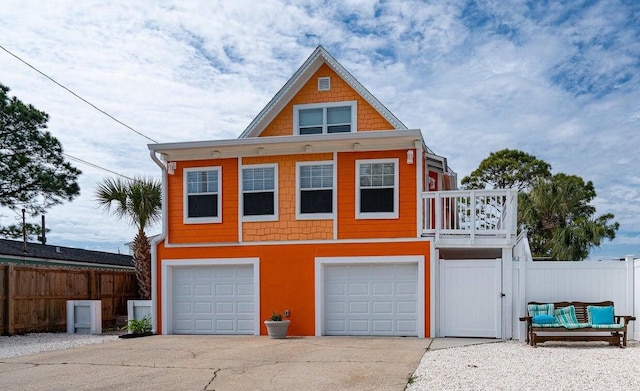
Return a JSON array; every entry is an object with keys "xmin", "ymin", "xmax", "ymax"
[
  {"xmin": 513, "ymin": 255, "xmax": 638, "ymax": 341},
  {"xmin": 636, "ymin": 259, "xmax": 640, "ymax": 340}
]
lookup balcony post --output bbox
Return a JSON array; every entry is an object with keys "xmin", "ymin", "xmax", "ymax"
[
  {"xmin": 470, "ymin": 190, "xmax": 476, "ymax": 242},
  {"xmin": 434, "ymin": 193, "xmax": 441, "ymax": 242}
]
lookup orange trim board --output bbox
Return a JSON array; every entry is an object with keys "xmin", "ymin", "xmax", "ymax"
[{"xmin": 155, "ymin": 240, "xmax": 432, "ymax": 337}]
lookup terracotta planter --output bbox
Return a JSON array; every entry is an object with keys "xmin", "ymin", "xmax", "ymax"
[{"xmin": 264, "ymin": 320, "xmax": 290, "ymax": 339}]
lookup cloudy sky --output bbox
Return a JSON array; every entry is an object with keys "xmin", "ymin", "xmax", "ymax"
[{"xmin": 1, "ymin": 0, "xmax": 638, "ymax": 259}]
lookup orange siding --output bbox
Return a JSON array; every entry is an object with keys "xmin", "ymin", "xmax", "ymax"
[
  {"xmin": 155, "ymin": 240, "xmax": 432, "ymax": 337},
  {"xmin": 337, "ymin": 150, "xmax": 417, "ymax": 239},
  {"xmin": 260, "ymin": 64, "xmax": 394, "ymax": 137},
  {"xmin": 167, "ymin": 159, "xmax": 239, "ymax": 243},
  {"xmin": 242, "ymin": 153, "xmax": 334, "ymax": 241}
]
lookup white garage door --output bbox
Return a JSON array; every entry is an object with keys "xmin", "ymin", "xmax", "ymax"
[
  {"xmin": 439, "ymin": 259, "xmax": 502, "ymax": 338},
  {"xmin": 324, "ymin": 263, "xmax": 419, "ymax": 336},
  {"xmin": 172, "ymin": 265, "xmax": 255, "ymax": 334}
]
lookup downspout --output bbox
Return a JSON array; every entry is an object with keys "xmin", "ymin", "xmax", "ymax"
[{"xmin": 149, "ymin": 149, "xmax": 169, "ymax": 335}]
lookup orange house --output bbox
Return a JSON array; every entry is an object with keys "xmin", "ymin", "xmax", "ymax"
[{"xmin": 148, "ymin": 46, "xmax": 518, "ymax": 338}]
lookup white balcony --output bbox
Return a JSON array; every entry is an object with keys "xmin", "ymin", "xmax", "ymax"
[{"xmin": 422, "ymin": 189, "xmax": 518, "ymax": 247}]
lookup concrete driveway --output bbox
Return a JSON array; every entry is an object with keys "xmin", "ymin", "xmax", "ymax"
[{"xmin": 0, "ymin": 335, "xmax": 430, "ymax": 390}]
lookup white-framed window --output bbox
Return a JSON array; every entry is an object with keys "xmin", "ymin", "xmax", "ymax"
[
  {"xmin": 296, "ymin": 161, "xmax": 335, "ymax": 220},
  {"xmin": 241, "ymin": 164, "xmax": 278, "ymax": 221},
  {"xmin": 355, "ymin": 158, "xmax": 399, "ymax": 219},
  {"xmin": 184, "ymin": 166, "xmax": 222, "ymax": 224},
  {"xmin": 293, "ymin": 101, "xmax": 357, "ymax": 135}
]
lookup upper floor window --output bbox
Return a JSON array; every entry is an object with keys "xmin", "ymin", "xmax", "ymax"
[
  {"xmin": 294, "ymin": 101, "xmax": 357, "ymax": 135},
  {"xmin": 296, "ymin": 162, "xmax": 334, "ymax": 219},
  {"xmin": 242, "ymin": 164, "xmax": 278, "ymax": 221},
  {"xmin": 356, "ymin": 159, "xmax": 399, "ymax": 219},
  {"xmin": 184, "ymin": 167, "xmax": 221, "ymax": 223}
]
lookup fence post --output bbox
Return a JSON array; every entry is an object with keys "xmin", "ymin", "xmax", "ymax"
[
  {"xmin": 625, "ymin": 255, "xmax": 634, "ymax": 340},
  {"xmin": 6, "ymin": 264, "xmax": 15, "ymax": 335},
  {"xmin": 89, "ymin": 270, "xmax": 98, "ymax": 300}
]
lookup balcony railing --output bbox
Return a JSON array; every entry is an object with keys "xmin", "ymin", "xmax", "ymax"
[{"xmin": 422, "ymin": 189, "xmax": 518, "ymax": 247}]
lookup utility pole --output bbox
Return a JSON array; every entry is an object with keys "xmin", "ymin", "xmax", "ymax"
[
  {"xmin": 37, "ymin": 215, "xmax": 47, "ymax": 244},
  {"xmin": 22, "ymin": 209, "xmax": 27, "ymax": 253}
]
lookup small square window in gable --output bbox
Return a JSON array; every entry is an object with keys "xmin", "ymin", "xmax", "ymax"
[{"xmin": 318, "ymin": 77, "xmax": 330, "ymax": 91}]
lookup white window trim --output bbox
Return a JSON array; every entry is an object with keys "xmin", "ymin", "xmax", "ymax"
[
  {"xmin": 241, "ymin": 163, "xmax": 278, "ymax": 222},
  {"xmin": 355, "ymin": 158, "xmax": 399, "ymax": 219},
  {"xmin": 183, "ymin": 166, "xmax": 222, "ymax": 224},
  {"xmin": 293, "ymin": 100, "xmax": 357, "ymax": 135},
  {"xmin": 296, "ymin": 161, "xmax": 336, "ymax": 220}
]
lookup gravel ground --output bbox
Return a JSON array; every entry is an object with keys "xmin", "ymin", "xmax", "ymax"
[
  {"xmin": 407, "ymin": 340, "xmax": 640, "ymax": 391},
  {"xmin": 0, "ymin": 333, "xmax": 119, "ymax": 359}
]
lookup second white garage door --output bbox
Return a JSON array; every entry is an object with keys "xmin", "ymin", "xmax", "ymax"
[
  {"xmin": 172, "ymin": 265, "xmax": 255, "ymax": 334},
  {"xmin": 323, "ymin": 263, "xmax": 420, "ymax": 336}
]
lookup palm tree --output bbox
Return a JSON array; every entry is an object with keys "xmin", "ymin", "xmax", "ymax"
[
  {"xmin": 519, "ymin": 174, "xmax": 618, "ymax": 260},
  {"xmin": 96, "ymin": 177, "xmax": 161, "ymax": 299}
]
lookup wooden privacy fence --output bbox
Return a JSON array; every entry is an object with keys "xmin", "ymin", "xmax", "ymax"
[{"xmin": 0, "ymin": 264, "xmax": 137, "ymax": 335}]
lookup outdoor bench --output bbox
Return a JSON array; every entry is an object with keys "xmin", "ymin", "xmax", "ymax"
[{"xmin": 519, "ymin": 301, "xmax": 636, "ymax": 348}]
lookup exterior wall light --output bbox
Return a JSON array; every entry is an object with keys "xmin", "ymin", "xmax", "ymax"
[{"xmin": 407, "ymin": 150, "xmax": 414, "ymax": 164}]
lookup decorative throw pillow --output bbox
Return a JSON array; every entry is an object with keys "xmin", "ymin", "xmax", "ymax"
[
  {"xmin": 554, "ymin": 305, "xmax": 578, "ymax": 325},
  {"xmin": 532, "ymin": 315, "xmax": 556, "ymax": 324},
  {"xmin": 587, "ymin": 306, "xmax": 615, "ymax": 325},
  {"xmin": 528, "ymin": 303, "xmax": 554, "ymax": 318}
]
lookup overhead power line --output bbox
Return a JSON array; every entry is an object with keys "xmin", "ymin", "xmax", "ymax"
[
  {"xmin": 0, "ymin": 43, "xmax": 158, "ymax": 143},
  {"xmin": 62, "ymin": 153, "xmax": 135, "ymax": 181}
]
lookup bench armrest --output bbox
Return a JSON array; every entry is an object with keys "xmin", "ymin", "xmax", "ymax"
[
  {"xmin": 615, "ymin": 315, "xmax": 636, "ymax": 326},
  {"xmin": 519, "ymin": 316, "xmax": 532, "ymax": 322}
]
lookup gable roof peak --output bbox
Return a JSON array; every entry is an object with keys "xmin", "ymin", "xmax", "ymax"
[{"xmin": 239, "ymin": 46, "xmax": 407, "ymax": 138}]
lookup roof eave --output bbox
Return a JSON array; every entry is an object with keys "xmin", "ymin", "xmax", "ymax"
[{"xmin": 150, "ymin": 129, "xmax": 424, "ymax": 162}]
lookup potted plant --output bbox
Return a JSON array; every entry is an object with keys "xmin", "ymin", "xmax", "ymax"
[
  {"xmin": 264, "ymin": 312, "xmax": 290, "ymax": 339},
  {"xmin": 119, "ymin": 315, "xmax": 153, "ymax": 338}
]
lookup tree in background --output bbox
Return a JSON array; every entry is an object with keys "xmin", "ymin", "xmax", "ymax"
[
  {"xmin": 462, "ymin": 149, "xmax": 618, "ymax": 260},
  {"xmin": 0, "ymin": 223, "xmax": 49, "ymax": 241},
  {"xmin": 461, "ymin": 149, "xmax": 551, "ymax": 191},
  {"xmin": 520, "ymin": 174, "xmax": 619, "ymax": 260},
  {"xmin": 0, "ymin": 83, "xmax": 81, "ymax": 237},
  {"xmin": 96, "ymin": 177, "xmax": 161, "ymax": 299}
]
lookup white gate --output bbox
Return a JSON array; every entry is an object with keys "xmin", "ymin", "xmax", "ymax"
[{"xmin": 439, "ymin": 259, "xmax": 502, "ymax": 338}]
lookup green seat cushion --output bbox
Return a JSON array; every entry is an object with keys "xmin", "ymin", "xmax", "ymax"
[
  {"xmin": 554, "ymin": 305, "xmax": 579, "ymax": 325},
  {"xmin": 591, "ymin": 324, "xmax": 623, "ymax": 329},
  {"xmin": 560, "ymin": 322, "xmax": 591, "ymax": 329},
  {"xmin": 532, "ymin": 323, "xmax": 563, "ymax": 328},
  {"xmin": 528, "ymin": 303, "xmax": 554, "ymax": 318}
]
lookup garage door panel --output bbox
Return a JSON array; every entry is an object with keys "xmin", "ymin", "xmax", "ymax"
[
  {"xmin": 326, "ymin": 302, "xmax": 345, "ymax": 313},
  {"xmin": 373, "ymin": 320, "xmax": 392, "ymax": 332},
  {"xmin": 373, "ymin": 301, "xmax": 392, "ymax": 313},
  {"xmin": 372, "ymin": 282, "xmax": 392, "ymax": 294},
  {"xmin": 172, "ymin": 265, "xmax": 255, "ymax": 335},
  {"xmin": 237, "ymin": 283, "xmax": 254, "ymax": 295},
  {"xmin": 349, "ymin": 283, "xmax": 369, "ymax": 295},
  {"xmin": 349, "ymin": 301, "xmax": 369, "ymax": 313},
  {"xmin": 327, "ymin": 319, "xmax": 346, "ymax": 333},
  {"xmin": 194, "ymin": 302, "xmax": 212, "ymax": 313},
  {"xmin": 327, "ymin": 281, "xmax": 347, "ymax": 294},
  {"xmin": 215, "ymin": 284, "xmax": 234, "ymax": 296},
  {"xmin": 397, "ymin": 282, "xmax": 417, "ymax": 295},
  {"xmin": 348, "ymin": 320, "xmax": 369, "ymax": 333},
  {"xmin": 237, "ymin": 302, "xmax": 254, "ymax": 314},
  {"xmin": 324, "ymin": 263, "xmax": 419, "ymax": 336},
  {"xmin": 397, "ymin": 320, "xmax": 417, "ymax": 333},
  {"xmin": 396, "ymin": 301, "xmax": 416, "ymax": 313}
]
